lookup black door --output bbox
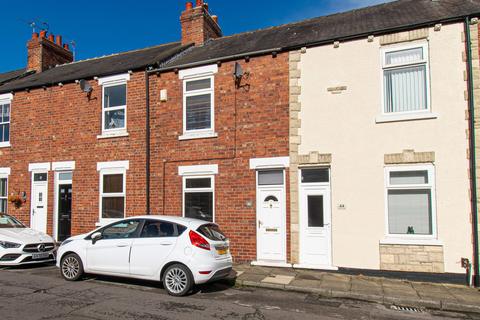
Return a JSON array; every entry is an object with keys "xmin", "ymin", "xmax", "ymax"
[{"xmin": 58, "ymin": 184, "xmax": 72, "ymax": 242}]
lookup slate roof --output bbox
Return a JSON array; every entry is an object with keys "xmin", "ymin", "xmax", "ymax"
[
  {"xmin": 164, "ymin": 0, "xmax": 480, "ymax": 69},
  {"xmin": 0, "ymin": 42, "xmax": 187, "ymax": 93},
  {"xmin": 1, "ymin": 0, "xmax": 480, "ymax": 93},
  {"xmin": 0, "ymin": 69, "xmax": 28, "ymax": 86}
]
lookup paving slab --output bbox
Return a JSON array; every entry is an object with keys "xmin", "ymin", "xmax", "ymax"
[
  {"xmin": 382, "ymin": 279, "xmax": 418, "ymax": 299},
  {"xmin": 261, "ymin": 275, "xmax": 295, "ymax": 285}
]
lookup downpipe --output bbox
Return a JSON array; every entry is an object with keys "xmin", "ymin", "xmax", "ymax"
[{"xmin": 465, "ymin": 17, "xmax": 480, "ymax": 287}]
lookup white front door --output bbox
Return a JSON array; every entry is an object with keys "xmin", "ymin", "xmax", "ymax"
[
  {"xmin": 256, "ymin": 169, "xmax": 286, "ymax": 263},
  {"xmin": 299, "ymin": 168, "xmax": 333, "ymax": 269},
  {"xmin": 31, "ymin": 173, "xmax": 48, "ymax": 233}
]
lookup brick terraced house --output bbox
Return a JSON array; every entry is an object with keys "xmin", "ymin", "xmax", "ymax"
[{"xmin": 1, "ymin": 0, "xmax": 480, "ymax": 285}]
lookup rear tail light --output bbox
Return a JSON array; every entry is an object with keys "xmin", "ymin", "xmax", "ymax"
[{"xmin": 189, "ymin": 230, "xmax": 211, "ymax": 251}]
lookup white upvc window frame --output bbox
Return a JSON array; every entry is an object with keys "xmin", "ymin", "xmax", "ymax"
[
  {"xmin": 98, "ymin": 163, "xmax": 128, "ymax": 225},
  {"xmin": 0, "ymin": 94, "xmax": 12, "ymax": 148},
  {"xmin": 378, "ymin": 42, "xmax": 435, "ymax": 123},
  {"xmin": 182, "ymin": 174, "xmax": 215, "ymax": 223},
  {"xmin": 182, "ymin": 75, "xmax": 215, "ymax": 137},
  {"xmin": 0, "ymin": 170, "xmax": 9, "ymax": 214},
  {"xmin": 383, "ymin": 164, "xmax": 438, "ymax": 244},
  {"xmin": 98, "ymin": 74, "xmax": 129, "ymax": 138}
]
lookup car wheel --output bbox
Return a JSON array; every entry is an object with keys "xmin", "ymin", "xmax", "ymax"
[
  {"xmin": 162, "ymin": 264, "xmax": 193, "ymax": 296},
  {"xmin": 60, "ymin": 253, "xmax": 84, "ymax": 281}
]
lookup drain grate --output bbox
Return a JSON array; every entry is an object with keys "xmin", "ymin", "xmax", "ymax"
[{"xmin": 390, "ymin": 305, "xmax": 424, "ymax": 313}]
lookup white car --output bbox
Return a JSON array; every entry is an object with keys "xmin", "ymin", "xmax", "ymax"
[
  {"xmin": 0, "ymin": 213, "xmax": 56, "ymax": 266},
  {"xmin": 56, "ymin": 216, "xmax": 232, "ymax": 296}
]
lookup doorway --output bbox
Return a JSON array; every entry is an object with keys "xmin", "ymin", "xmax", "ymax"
[{"xmin": 55, "ymin": 171, "xmax": 72, "ymax": 241}]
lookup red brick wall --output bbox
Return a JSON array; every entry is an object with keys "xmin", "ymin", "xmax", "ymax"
[
  {"xmin": 149, "ymin": 54, "xmax": 290, "ymax": 262},
  {"xmin": 1, "ymin": 52, "xmax": 290, "ymax": 263},
  {"xmin": 1, "ymin": 72, "xmax": 148, "ymax": 235},
  {"xmin": 27, "ymin": 34, "xmax": 73, "ymax": 72}
]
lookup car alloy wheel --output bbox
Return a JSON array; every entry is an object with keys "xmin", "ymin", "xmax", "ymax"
[
  {"xmin": 61, "ymin": 254, "xmax": 83, "ymax": 281},
  {"xmin": 163, "ymin": 264, "xmax": 193, "ymax": 296}
]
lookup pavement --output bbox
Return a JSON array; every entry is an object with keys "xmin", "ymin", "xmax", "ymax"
[
  {"xmin": 233, "ymin": 264, "xmax": 480, "ymax": 315},
  {"xmin": 1, "ymin": 263, "xmax": 478, "ymax": 320}
]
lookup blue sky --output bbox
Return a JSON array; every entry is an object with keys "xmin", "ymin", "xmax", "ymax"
[{"xmin": 0, "ymin": 0, "xmax": 392, "ymax": 73}]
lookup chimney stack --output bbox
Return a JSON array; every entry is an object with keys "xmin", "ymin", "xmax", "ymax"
[
  {"xmin": 27, "ymin": 30, "xmax": 74, "ymax": 73},
  {"xmin": 180, "ymin": 1, "xmax": 222, "ymax": 46}
]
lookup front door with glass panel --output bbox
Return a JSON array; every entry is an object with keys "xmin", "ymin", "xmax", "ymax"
[
  {"xmin": 31, "ymin": 172, "xmax": 48, "ymax": 233},
  {"xmin": 58, "ymin": 184, "xmax": 72, "ymax": 241},
  {"xmin": 256, "ymin": 170, "xmax": 286, "ymax": 263},
  {"xmin": 299, "ymin": 168, "xmax": 333, "ymax": 268}
]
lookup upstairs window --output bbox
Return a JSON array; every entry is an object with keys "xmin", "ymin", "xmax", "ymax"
[
  {"xmin": 0, "ymin": 94, "xmax": 11, "ymax": 147},
  {"xmin": 382, "ymin": 43, "xmax": 429, "ymax": 114},
  {"xmin": 183, "ymin": 76, "xmax": 214, "ymax": 133},
  {"xmin": 103, "ymin": 83, "xmax": 126, "ymax": 132}
]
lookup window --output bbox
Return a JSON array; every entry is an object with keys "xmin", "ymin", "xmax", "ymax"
[
  {"xmin": 382, "ymin": 43, "xmax": 429, "ymax": 114},
  {"xmin": 197, "ymin": 224, "xmax": 227, "ymax": 241},
  {"xmin": 0, "ymin": 102, "xmax": 10, "ymax": 145},
  {"xmin": 385, "ymin": 165, "xmax": 436, "ymax": 238},
  {"xmin": 102, "ymin": 83, "xmax": 127, "ymax": 133},
  {"xmin": 301, "ymin": 168, "xmax": 329, "ymax": 183},
  {"xmin": 140, "ymin": 220, "xmax": 184, "ymax": 238},
  {"xmin": 0, "ymin": 178, "xmax": 7, "ymax": 213},
  {"xmin": 183, "ymin": 176, "xmax": 214, "ymax": 222},
  {"xmin": 308, "ymin": 195, "xmax": 324, "ymax": 228},
  {"xmin": 183, "ymin": 76, "xmax": 214, "ymax": 134},
  {"xmin": 101, "ymin": 220, "xmax": 141, "ymax": 240},
  {"xmin": 100, "ymin": 170, "xmax": 126, "ymax": 220},
  {"xmin": 258, "ymin": 170, "xmax": 284, "ymax": 186}
]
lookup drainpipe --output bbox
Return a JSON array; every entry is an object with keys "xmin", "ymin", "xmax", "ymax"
[
  {"xmin": 145, "ymin": 70, "xmax": 151, "ymax": 215},
  {"xmin": 465, "ymin": 17, "xmax": 480, "ymax": 287}
]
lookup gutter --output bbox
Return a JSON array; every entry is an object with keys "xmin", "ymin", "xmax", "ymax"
[{"xmin": 465, "ymin": 17, "xmax": 480, "ymax": 287}]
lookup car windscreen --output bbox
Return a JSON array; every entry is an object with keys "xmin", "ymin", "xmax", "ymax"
[
  {"xmin": 0, "ymin": 214, "xmax": 26, "ymax": 228},
  {"xmin": 197, "ymin": 224, "xmax": 227, "ymax": 241}
]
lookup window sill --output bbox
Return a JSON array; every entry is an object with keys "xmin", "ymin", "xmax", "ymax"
[
  {"xmin": 375, "ymin": 112, "xmax": 438, "ymax": 124},
  {"xmin": 380, "ymin": 238, "xmax": 443, "ymax": 246},
  {"xmin": 0, "ymin": 142, "xmax": 11, "ymax": 148},
  {"xmin": 97, "ymin": 132, "xmax": 129, "ymax": 140},
  {"xmin": 179, "ymin": 131, "xmax": 218, "ymax": 141}
]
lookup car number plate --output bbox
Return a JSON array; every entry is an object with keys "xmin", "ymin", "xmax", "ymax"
[{"xmin": 32, "ymin": 252, "xmax": 49, "ymax": 260}]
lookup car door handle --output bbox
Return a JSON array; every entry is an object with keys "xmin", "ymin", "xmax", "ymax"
[
  {"xmin": 117, "ymin": 244, "xmax": 129, "ymax": 248},
  {"xmin": 160, "ymin": 243, "xmax": 173, "ymax": 246}
]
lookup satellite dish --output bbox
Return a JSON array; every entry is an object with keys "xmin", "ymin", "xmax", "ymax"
[{"xmin": 79, "ymin": 79, "xmax": 93, "ymax": 93}]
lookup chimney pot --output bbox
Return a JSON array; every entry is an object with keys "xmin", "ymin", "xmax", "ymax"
[
  {"xmin": 56, "ymin": 35, "xmax": 62, "ymax": 46},
  {"xmin": 63, "ymin": 43, "xmax": 69, "ymax": 51},
  {"xmin": 40, "ymin": 30, "xmax": 47, "ymax": 39},
  {"xmin": 196, "ymin": 0, "xmax": 203, "ymax": 7},
  {"xmin": 185, "ymin": 1, "xmax": 193, "ymax": 10},
  {"xmin": 32, "ymin": 32, "xmax": 39, "ymax": 40},
  {"xmin": 212, "ymin": 15, "xmax": 218, "ymax": 24},
  {"xmin": 48, "ymin": 34, "xmax": 54, "ymax": 42}
]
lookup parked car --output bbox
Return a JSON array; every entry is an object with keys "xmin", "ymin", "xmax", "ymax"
[
  {"xmin": 0, "ymin": 213, "xmax": 56, "ymax": 266},
  {"xmin": 56, "ymin": 216, "xmax": 232, "ymax": 296}
]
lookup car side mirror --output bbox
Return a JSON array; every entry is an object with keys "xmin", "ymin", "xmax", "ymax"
[{"xmin": 91, "ymin": 232, "xmax": 102, "ymax": 245}]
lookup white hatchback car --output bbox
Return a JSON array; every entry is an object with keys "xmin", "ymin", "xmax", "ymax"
[
  {"xmin": 56, "ymin": 216, "xmax": 232, "ymax": 296},
  {"xmin": 0, "ymin": 213, "xmax": 56, "ymax": 266}
]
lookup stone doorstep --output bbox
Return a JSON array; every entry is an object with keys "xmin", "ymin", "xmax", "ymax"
[{"xmin": 261, "ymin": 275, "xmax": 295, "ymax": 285}]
